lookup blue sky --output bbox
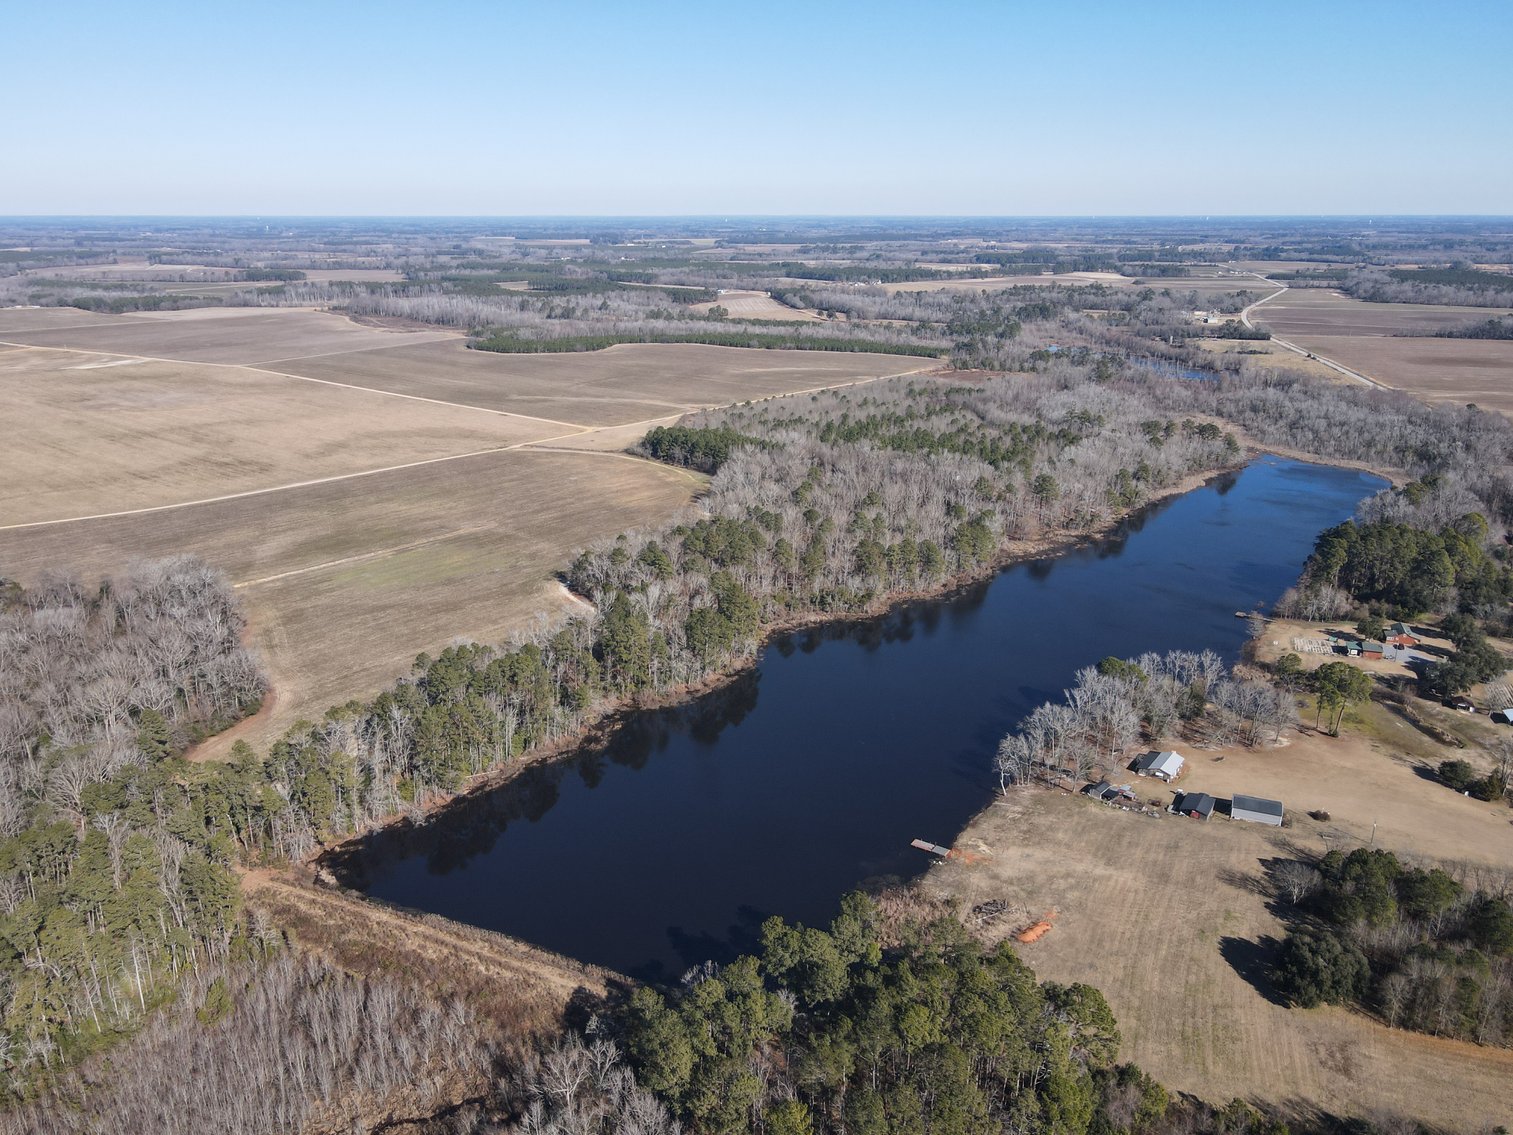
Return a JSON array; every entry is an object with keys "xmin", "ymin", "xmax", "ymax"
[{"xmin": 5, "ymin": 0, "xmax": 1510, "ymax": 215}]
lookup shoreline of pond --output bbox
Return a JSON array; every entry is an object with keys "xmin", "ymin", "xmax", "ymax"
[{"xmin": 310, "ymin": 446, "xmax": 1360, "ymax": 888}]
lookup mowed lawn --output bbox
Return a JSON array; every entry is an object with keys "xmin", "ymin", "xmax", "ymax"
[
  {"xmin": 931, "ymin": 715, "xmax": 1513, "ymax": 1129},
  {"xmin": 1255, "ymin": 288, "xmax": 1513, "ymax": 414}
]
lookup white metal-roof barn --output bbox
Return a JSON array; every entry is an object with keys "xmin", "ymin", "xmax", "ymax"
[{"xmin": 1231, "ymin": 794, "xmax": 1284, "ymax": 826}]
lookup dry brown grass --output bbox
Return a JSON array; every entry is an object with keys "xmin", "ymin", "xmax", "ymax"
[
  {"xmin": 1191, "ymin": 338, "xmax": 1344, "ymax": 381},
  {"xmin": 0, "ymin": 449, "xmax": 702, "ymax": 751},
  {"xmin": 276, "ymin": 339, "xmax": 939, "ymax": 426},
  {"xmin": 0, "ymin": 306, "xmax": 458, "ymax": 365},
  {"xmin": 0, "ymin": 308, "xmax": 940, "ymax": 754},
  {"xmin": 248, "ymin": 873, "xmax": 616, "ymax": 1049},
  {"xmin": 689, "ymin": 290, "xmax": 826, "ymax": 321},
  {"xmin": 931, "ymin": 765, "xmax": 1513, "ymax": 1128},
  {"xmin": 0, "ymin": 345, "xmax": 566, "ymax": 523}
]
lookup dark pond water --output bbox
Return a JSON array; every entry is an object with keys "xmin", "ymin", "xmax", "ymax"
[{"xmin": 344, "ymin": 457, "xmax": 1384, "ymax": 981}]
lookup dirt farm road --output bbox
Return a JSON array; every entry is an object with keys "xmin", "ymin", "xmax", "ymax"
[{"xmin": 1239, "ymin": 277, "xmax": 1386, "ymax": 390}]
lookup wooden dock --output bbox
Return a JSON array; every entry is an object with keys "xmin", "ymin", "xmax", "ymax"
[{"xmin": 911, "ymin": 839, "xmax": 951, "ymax": 858}]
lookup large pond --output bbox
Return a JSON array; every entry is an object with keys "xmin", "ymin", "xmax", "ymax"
[{"xmin": 341, "ymin": 457, "xmax": 1384, "ymax": 981}]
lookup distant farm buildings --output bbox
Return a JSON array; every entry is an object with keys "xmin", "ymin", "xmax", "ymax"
[
  {"xmin": 1231, "ymin": 794, "xmax": 1285, "ymax": 827},
  {"xmin": 1132, "ymin": 750, "xmax": 1185, "ymax": 781}
]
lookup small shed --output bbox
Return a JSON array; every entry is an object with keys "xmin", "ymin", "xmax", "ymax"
[
  {"xmin": 1361, "ymin": 640, "xmax": 1384, "ymax": 657},
  {"xmin": 1176, "ymin": 791, "xmax": 1216, "ymax": 821},
  {"xmin": 1492, "ymin": 708, "xmax": 1513, "ymax": 725},
  {"xmin": 1231, "ymin": 794, "xmax": 1284, "ymax": 827},
  {"xmin": 1133, "ymin": 750, "xmax": 1186, "ymax": 781}
]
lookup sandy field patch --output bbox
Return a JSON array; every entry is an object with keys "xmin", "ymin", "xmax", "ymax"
[
  {"xmin": 0, "ymin": 345, "xmax": 566, "ymax": 524},
  {"xmin": 1274, "ymin": 335, "xmax": 1513, "ymax": 415},
  {"xmin": 0, "ymin": 306, "xmax": 458, "ymax": 366},
  {"xmin": 689, "ymin": 290, "xmax": 825, "ymax": 322},
  {"xmin": 0, "ymin": 449, "xmax": 701, "ymax": 752},
  {"xmin": 277, "ymin": 340, "xmax": 939, "ymax": 426}
]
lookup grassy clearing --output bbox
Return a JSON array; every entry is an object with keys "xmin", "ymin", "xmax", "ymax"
[{"xmin": 930, "ymin": 731, "xmax": 1513, "ymax": 1129}]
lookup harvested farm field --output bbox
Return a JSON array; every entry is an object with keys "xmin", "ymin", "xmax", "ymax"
[
  {"xmin": 0, "ymin": 306, "xmax": 937, "ymax": 752},
  {"xmin": 929, "ymin": 729, "xmax": 1513, "ymax": 1130},
  {"xmin": 0, "ymin": 345, "xmax": 564, "ymax": 523},
  {"xmin": 689, "ymin": 290, "xmax": 825, "ymax": 321},
  {"xmin": 1251, "ymin": 288, "xmax": 1513, "ymax": 412},
  {"xmin": 0, "ymin": 305, "xmax": 459, "ymax": 365},
  {"xmin": 0, "ymin": 449, "xmax": 702, "ymax": 752},
  {"xmin": 1255, "ymin": 287, "xmax": 1513, "ymax": 337},
  {"xmin": 275, "ymin": 339, "xmax": 939, "ymax": 425}
]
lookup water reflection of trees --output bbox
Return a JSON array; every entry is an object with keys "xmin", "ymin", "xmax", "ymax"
[{"xmin": 326, "ymin": 669, "xmax": 765, "ymax": 885}]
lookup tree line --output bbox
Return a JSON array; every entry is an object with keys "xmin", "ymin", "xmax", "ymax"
[
  {"xmin": 1270, "ymin": 849, "xmax": 1513, "ymax": 1047},
  {"xmin": 994, "ymin": 651, "xmax": 1294, "ymax": 790}
]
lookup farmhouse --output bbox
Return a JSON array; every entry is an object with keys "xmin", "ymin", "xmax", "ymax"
[
  {"xmin": 1175, "ymin": 791, "xmax": 1216, "ymax": 821},
  {"xmin": 1132, "ymin": 750, "xmax": 1185, "ymax": 781},
  {"xmin": 1387, "ymin": 622, "xmax": 1422, "ymax": 647},
  {"xmin": 1231, "ymin": 794, "xmax": 1285, "ymax": 827}
]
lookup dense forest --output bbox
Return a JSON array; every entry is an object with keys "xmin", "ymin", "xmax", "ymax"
[{"xmin": 0, "ymin": 559, "xmax": 266, "ymax": 1081}]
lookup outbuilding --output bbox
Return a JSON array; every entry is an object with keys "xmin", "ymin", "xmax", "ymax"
[
  {"xmin": 1175, "ymin": 791, "xmax": 1215, "ymax": 821},
  {"xmin": 1133, "ymin": 750, "xmax": 1186, "ymax": 781},
  {"xmin": 1492, "ymin": 708, "xmax": 1513, "ymax": 725},
  {"xmin": 1231, "ymin": 794, "xmax": 1284, "ymax": 827}
]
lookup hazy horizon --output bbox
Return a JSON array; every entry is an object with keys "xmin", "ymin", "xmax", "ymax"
[{"xmin": 8, "ymin": 0, "xmax": 1512, "ymax": 216}]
